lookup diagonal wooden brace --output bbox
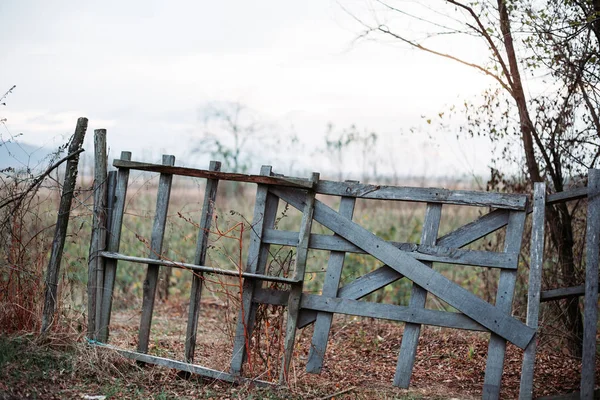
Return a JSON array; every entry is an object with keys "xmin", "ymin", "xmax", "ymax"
[{"xmin": 271, "ymin": 187, "xmax": 535, "ymax": 349}]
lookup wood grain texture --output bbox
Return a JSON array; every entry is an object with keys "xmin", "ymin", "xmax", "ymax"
[
  {"xmin": 99, "ymin": 252, "xmax": 301, "ymax": 284},
  {"xmin": 581, "ymin": 169, "xmax": 600, "ymax": 399},
  {"xmin": 94, "ymin": 344, "xmax": 273, "ymax": 387},
  {"xmin": 230, "ymin": 166, "xmax": 279, "ymax": 375},
  {"xmin": 315, "ymin": 180, "xmax": 527, "ymax": 209},
  {"xmin": 42, "ymin": 117, "xmax": 88, "ymax": 333},
  {"xmin": 98, "ymin": 151, "xmax": 132, "ymax": 343},
  {"xmin": 138, "ymin": 155, "xmax": 175, "ymax": 354},
  {"xmin": 307, "ymin": 191, "xmax": 356, "ymax": 373},
  {"xmin": 185, "ymin": 161, "xmax": 221, "ymax": 363},
  {"xmin": 297, "ymin": 208, "xmax": 513, "ymax": 329},
  {"xmin": 394, "ymin": 203, "xmax": 442, "ymax": 388},
  {"xmin": 113, "ymin": 159, "xmax": 312, "ymax": 188},
  {"xmin": 96, "ymin": 171, "xmax": 116, "ymax": 336},
  {"xmin": 262, "ymin": 229, "xmax": 517, "ymax": 269},
  {"xmin": 87, "ymin": 129, "xmax": 107, "ymax": 340},
  {"xmin": 519, "ymin": 183, "xmax": 545, "ymax": 400},
  {"xmin": 281, "ymin": 173, "xmax": 318, "ymax": 383},
  {"xmin": 271, "ymin": 187, "xmax": 535, "ymax": 349},
  {"xmin": 300, "ymin": 294, "xmax": 487, "ymax": 331},
  {"xmin": 483, "ymin": 210, "xmax": 527, "ymax": 400}
]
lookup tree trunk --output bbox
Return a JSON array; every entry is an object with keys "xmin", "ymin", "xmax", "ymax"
[{"xmin": 498, "ymin": 0, "xmax": 584, "ymax": 355}]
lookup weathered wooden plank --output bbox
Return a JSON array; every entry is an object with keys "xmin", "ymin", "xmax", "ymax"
[
  {"xmin": 93, "ymin": 343, "xmax": 273, "ymax": 387},
  {"xmin": 262, "ymin": 229, "xmax": 517, "ymax": 269},
  {"xmin": 230, "ymin": 166, "xmax": 280, "ymax": 375},
  {"xmin": 519, "ymin": 183, "xmax": 545, "ymax": 400},
  {"xmin": 300, "ymin": 293, "xmax": 487, "ymax": 331},
  {"xmin": 281, "ymin": 173, "xmax": 318, "ymax": 384},
  {"xmin": 394, "ymin": 203, "xmax": 442, "ymax": 388},
  {"xmin": 185, "ymin": 161, "xmax": 221, "ymax": 363},
  {"xmin": 41, "ymin": 117, "xmax": 88, "ymax": 333},
  {"xmin": 99, "ymin": 251, "xmax": 301, "ymax": 284},
  {"xmin": 483, "ymin": 209, "xmax": 527, "ymax": 400},
  {"xmin": 113, "ymin": 159, "xmax": 312, "ymax": 188},
  {"xmin": 546, "ymin": 186, "xmax": 587, "ymax": 205},
  {"xmin": 581, "ymin": 168, "xmax": 600, "ymax": 399},
  {"xmin": 96, "ymin": 171, "xmax": 116, "ymax": 334},
  {"xmin": 297, "ymin": 208, "xmax": 512, "ymax": 329},
  {"xmin": 307, "ymin": 191, "xmax": 356, "ymax": 373},
  {"xmin": 315, "ymin": 180, "xmax": 527, "ymax": 210},
  {"xmin": 98, "ymin": 151, "xmax": 132, "ymax": 343},
  {"xmin": 437, "ymin": 209, "xmax": 510, "ymax": 248},
  {"xmin": 138, "ymin": 155, "xmax": 175, "ymax": 354},
  {"xmin": 87, "ymin": 129, "xmax": 107, "ymax": 340},
  {"xmin": 540, "ymin": 285, "xmax": 587, "ymax": 302},
  {"xmin": 271, "ymin": 187, "xmax": 535, "ymax": 349}
]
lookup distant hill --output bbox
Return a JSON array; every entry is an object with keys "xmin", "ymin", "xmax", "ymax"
[{"xmin": 0, "ymin": 141, "xmax": 59, "ymax": 172}]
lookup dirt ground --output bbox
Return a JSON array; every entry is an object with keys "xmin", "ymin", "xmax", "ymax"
[{"xmin": 98, "ymin": 297, "xmax": 596, "ymax": 399}]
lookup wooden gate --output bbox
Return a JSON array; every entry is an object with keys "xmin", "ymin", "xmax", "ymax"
[{"xmin": 88, "ymin": 150, "xmax": 549, "ymax": 399}]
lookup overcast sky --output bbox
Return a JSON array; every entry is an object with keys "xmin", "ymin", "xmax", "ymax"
[{"xmin": 1, "ymin": 0, "xmax": 496, "ymax": 179}]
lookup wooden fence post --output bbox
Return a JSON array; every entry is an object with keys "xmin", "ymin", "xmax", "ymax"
[
  {"xmin": 87, "ymin": 129, "xmax": 108, "ymax": 340},
  {"xmin": 41, "ymin": 117, "xmax": 88, "ymax": 333},
  {"xmin": 519, "ymin": 182, "xmax": 545, "ymax": 400},
  {"xmin": 184, "ymin": 161, "xmax": 221, "ymax": 362},
  {"xmin": 581, "ymin": 168, "xmax": 600, "ymax": 398},
  {"xmin": 138, "ymin": 155, "xmax": 175, "ymax": 354},
  {"xmin": 97, "ymin": 151, "xmax": 132, "ymax": 342}
]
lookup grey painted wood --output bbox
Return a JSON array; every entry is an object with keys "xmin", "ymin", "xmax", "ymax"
[
  {"xmin": 540, "ymin": 285, "xmax": 587, "ymax": 302},
  {"xmin": 138, "ymin": 155, "xmax": 175, "ymax": 354},
  {"xmin": 41, "ymin": 117, "xmax": 88, "ymax": 333},
  {"xmin": 262, "ymin": 229, "xmax": 517, "ymax": 269},
  {"xmin": 87, "ymin": 129, "xmax": 107, "ymax": 340},
  {"xmin": 315, "ymin": 180, "xmax": 527, "ymax": 210},
  {"xmin": 300, "ymin": 293, "xmax": 487, "ymax": 331},
  {"xmin": 99, "ymin": 251, "xmax": 301, "ymax": 284},
  {"xmin": 394, "ymin": 203, "xmax": 442, "ymax": 388},
  {"xmin": 185, "ymin": 161, "xmax": 221, "ymax": 363},
  {"xmin": 96, "ymin": 171, "xmax": 116, "ymax": 334},
  {"xmin": 280, "ymin": 173, "xmax": 319, "ymax": 384},
  {"xmin": 581, "ymin": 169, "xmax": 600, "ymax": 399},
  {"xmin": 519, "ymin": 183, "xmax": 546, "ymax": 400},
  {"xmin": 230, "ymin": 166, "xmax": 279, "ymax": 375},
  {"xmin": 297, "ymin": 208, "xmax": 513, "ymax": 329},
  {"xmin": 93, "ymin": 343, "xmax": 273, "ymax": 387},
  {"xmin": 271, "ymin": 187, "xmax": 535, "ymax": 349},
  {"xmin": 437, "ymin": 209, "xmax": 510, "ymax": 248},
  {"xmin": 113, "ymin": 159, "xmax": 312, "ymax": 188},
  {"xmin": 98, "ymin": 151, "xmax": 132, "ymax": 343},
  {"xmin": 483, "ymin": 209, "xmax": 527, "ymax": 400},
  {"xmin": 307, "ymin": 190, "xmax": 356, "ymax": 373},
  {"xmin": 546, "ymin": 186, "xmax": 588, "ymax": 204}
]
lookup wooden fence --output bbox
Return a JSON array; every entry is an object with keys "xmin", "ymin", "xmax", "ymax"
[{"xmin": 86, "ymin": 136, "xmax": 599, "ymax": 399}]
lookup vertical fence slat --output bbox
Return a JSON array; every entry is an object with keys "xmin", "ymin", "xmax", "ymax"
[
  {"xmin": 280, "ymin": 172, "xmax": 319, "ymax": 384},
  {"xmin": 306, "ymin": 187, "xmax": 357, "ymax": 373},
  {"xmin": 519, "ymin": 183, "xmax": 545, "ymax": 400},
  {"xmin": 98, "ymin": 151, "xmax": 132, "ymax": 343},
  {"xmin": 87, "ymin": 129, "xmax": 108, "ymax": 339},
  {"xmin": 230, "ymin": 166, "xmax": 279, "ymax": 375},
  {"xmin": 184, "ymin": 160, "xmax": 221, "ymax": 362},
  {"xmin": 581, "ymin": 168, "xmax": 600, "ymax": 398},
  {"xmin": 393, "ymin": 203, "xmax": 442, "ymax": 387},
  {"xmin": 138, "ymin": 155, "xmax": 175, "ymax": 354},
  {"xmin": 96, "ymin": 171, "xmax": 117, "ymax": 334},
  {"xmin": 483, "ymin": 209, "xmax": 527, "ymax": 400},
  {"xmin": 41, "ymin": 117, "xmax": 88, "ymax": 333}
]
